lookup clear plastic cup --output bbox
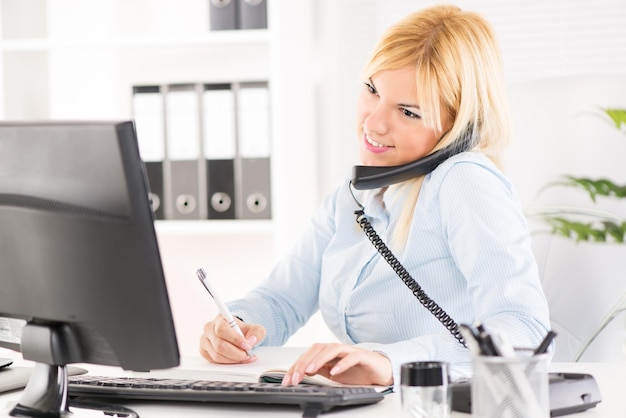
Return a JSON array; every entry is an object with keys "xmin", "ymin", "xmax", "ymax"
[{"xmin": 401, "ymin": 361, "xmax": 451, "ymax": 418}]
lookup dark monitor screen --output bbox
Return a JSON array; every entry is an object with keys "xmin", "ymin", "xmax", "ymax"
[{"xmin": 0, "ymin": 120, "xmax": 179, "ymax": 416}]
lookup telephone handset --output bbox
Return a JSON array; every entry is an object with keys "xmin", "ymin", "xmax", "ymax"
[
  {"xmin": 349, "ymin": 130, "xmax": 476, "ymax": 347},
  {"xmin": 351, "ymin": 128, "xmax": 475, "ymax": 190},
  {"xmin": 351, "ymin": 144, "xmax": 458, "ymax": 190}
]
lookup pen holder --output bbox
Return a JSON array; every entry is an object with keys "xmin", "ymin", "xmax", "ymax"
[{"xmin": 471, "ymin": 350, "xmax": 549, "ymax": 418}]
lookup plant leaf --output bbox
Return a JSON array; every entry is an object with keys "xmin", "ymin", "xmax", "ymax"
[
  {"xmin": 603, "ymin": 221, "xmax": 626, "ymax": 243},
  {"xmin": 602, "ymin": 108, "xmax": 626, "ymax": 132},
  {"xmin": 535, "ymin": 107, "xmax": 626, "ymax": 244},
  {"xmin": 542, "ymin": 215, "xmax": 626, "ymax": 243},
  {"xmin": 543, "ymin": 176, "xmax": 626, "ymax": 202}
]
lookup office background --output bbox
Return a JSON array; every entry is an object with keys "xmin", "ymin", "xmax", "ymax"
[{"xmin": 1, "ymin": 0, "xmax": 625, "ymax": 360}]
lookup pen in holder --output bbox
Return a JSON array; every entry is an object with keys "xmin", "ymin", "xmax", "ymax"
[{"xmin": 471, "ymin": 349, "xmax": 549, "ymax": 418}]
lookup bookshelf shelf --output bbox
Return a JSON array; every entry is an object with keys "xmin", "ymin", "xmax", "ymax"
[
  {"xmin": 155, "ymin": 219, "xmax": 274, "ymax": 236},
  {"xmin": 0, "ymin": 30, "xmax": 269, "ymax": 52}
]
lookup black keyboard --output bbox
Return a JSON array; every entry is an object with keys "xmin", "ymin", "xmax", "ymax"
[{"xmin": 68, "ymin": 375, "xmax": 385, "ymax": 417}]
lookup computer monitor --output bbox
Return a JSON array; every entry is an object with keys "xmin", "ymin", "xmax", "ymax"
[{"xmin": 0, "ymin": 120, "xmax": 180, "ymax": 417}]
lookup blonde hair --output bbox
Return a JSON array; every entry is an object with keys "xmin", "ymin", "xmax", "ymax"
[
  {"xmin": 363, "ymin": 4, "xmax": 511, "ymax": 166},
  {"xmin": 362, "ymin": 5, "xmax": 512, "ymax": 247}
]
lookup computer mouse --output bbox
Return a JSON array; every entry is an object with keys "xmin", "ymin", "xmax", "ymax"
[{"xmin": 0, "ymin": 358, "xmax": 13, "ymax": 370}]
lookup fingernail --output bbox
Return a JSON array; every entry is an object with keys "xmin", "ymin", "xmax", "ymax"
[
  {"xmin": 292, "ymin": 372, "xmax": 300, "ymax": 384},
  {"xmin": 247, "ymin": 335, "xmax": 258, "ymax": 346},
  {"xmin": 330, "ymin": 366, "xmax": 340, "ymax": 376},
  {"xmin": 305, "ymin": 363, "xmax": 316, "ymax": 374},
  {"xmin": 281, "ymin": 374, "xmax": 290, "ymax": 385}
]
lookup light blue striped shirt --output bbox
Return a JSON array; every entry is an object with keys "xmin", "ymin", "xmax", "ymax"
[{"xmin": 228, "ymin": 152, "xmax": 551, "ymax": 388}]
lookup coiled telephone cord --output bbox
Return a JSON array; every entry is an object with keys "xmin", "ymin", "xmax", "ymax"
[{"xmin": 349, "ymin": 187, "xmax": 466, "ymax": 348}]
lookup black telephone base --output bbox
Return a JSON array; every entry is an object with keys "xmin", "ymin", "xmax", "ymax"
[{"xmin": 450, "ymin": 372, "xmax": 602, "ymax": 417}]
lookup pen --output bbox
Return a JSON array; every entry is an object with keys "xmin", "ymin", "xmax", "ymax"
[
  {"xmin": 475, "ymin": 323, "xmax": 498, "ymax": 356},
  {"xmin": 533, "ymin": 330, "xmax": 557, "ymax": 355},
  {"xmin": 195, "ymin": 267, "xmax": 253, "ymax": 357},
  {"xmin": 459, "ymin": 324, "xmax": 482, "ymax": 355}
]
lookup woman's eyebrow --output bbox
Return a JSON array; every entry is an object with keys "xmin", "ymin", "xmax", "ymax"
[
  {"xmin": 369, "ymin": 76, "xmax": 420, "ymax": 109},
  {"xmin": 399, "ymin": 102, "xmax": 421, "ymax": 110}
]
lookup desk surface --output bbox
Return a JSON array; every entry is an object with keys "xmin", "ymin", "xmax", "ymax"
[{"xmin": 1, "ymin": 347, "xmax": 624, "ymax": 417}]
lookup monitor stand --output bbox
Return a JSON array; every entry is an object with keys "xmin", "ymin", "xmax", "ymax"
[
  {"xmin": 4, "ymin": 363, "xmax": 139, "ymax": 418},
  {"xmin": 4, "ymin": 323, "xmax": 140, "ymax": 418}
]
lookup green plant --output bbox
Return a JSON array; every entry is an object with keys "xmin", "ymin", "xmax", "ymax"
[{"xmin": 535, "ymin": 108, "xmax": 626, "ymax": 243}]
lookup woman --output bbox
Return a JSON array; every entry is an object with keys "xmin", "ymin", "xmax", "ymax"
[{"xmin": 199, "ymin": 4, "xmax": 550, "ymax": 390}]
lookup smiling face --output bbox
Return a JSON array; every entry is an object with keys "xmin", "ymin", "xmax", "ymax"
[{"xmin": 356, "ymin": 66, "xmax": 443, "ymax": 167}]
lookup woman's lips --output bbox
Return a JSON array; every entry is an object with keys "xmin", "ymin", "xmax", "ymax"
[{"xmin": 364, "ymin": 134, "xmax": 393, "ymax": 154}]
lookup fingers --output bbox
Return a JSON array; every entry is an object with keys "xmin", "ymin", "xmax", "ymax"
[
  {"xmin": 281, "ymin": 343, "xmax": 393, "ymax": 387},
  {"xmin": 281, "ymin": 343, "xmax": 349, "ymax": 385},
  {"xmin": 199, "ymin": 315, "xmax": 264, "ymax": 364},
  {"xmin": 329, "ymin": 349, "xmax": 393, "ymax": 386},
  {"xmin": 239, "ymin": 320, "xmax": 267, "ymax": 350}
]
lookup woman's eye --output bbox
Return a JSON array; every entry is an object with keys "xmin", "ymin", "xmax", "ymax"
[
  {"xmin": 364, "ymin": 82, "xmax": 377, "ymax": 94},
  {"xmin": 402, "ymin": 108, "xmax": 421, "ymax": 119}
]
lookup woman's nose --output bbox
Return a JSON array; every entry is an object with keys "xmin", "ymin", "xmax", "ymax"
[{"xmin": 363, "ymin": 104, "xmax": 389, "ymax": 135}]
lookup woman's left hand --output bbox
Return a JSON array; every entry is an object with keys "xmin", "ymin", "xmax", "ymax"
[{"xmin": 280, "ymin": 343, "xmax": 393, "ymax": 387}]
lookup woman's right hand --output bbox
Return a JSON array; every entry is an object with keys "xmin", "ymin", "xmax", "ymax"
[{"xmin": 199, "ymin": 315, "xmax": 266, "ymax": 364}]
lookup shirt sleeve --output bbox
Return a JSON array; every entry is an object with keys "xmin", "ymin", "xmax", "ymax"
[{"xmin": 226, "ymin": 186, "xmax": 340, "ymax": 346}]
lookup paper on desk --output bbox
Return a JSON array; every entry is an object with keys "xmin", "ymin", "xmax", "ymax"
[{"xmin": 131, "ymin": 346, "xmax": 307, "ymax": 382}]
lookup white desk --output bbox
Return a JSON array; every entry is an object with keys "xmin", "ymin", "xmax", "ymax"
[{"xmin": 1, "ymin": 347, "xmax": 624, "ymax": 417}]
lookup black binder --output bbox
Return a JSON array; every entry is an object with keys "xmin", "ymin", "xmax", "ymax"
[
  {"xmin": 202, "ymin": 83, "xmax": 237, "ymax": 219},
  {"xmin": 132, "ymin": 85, "xmax": 166, "ymax": 220}
]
